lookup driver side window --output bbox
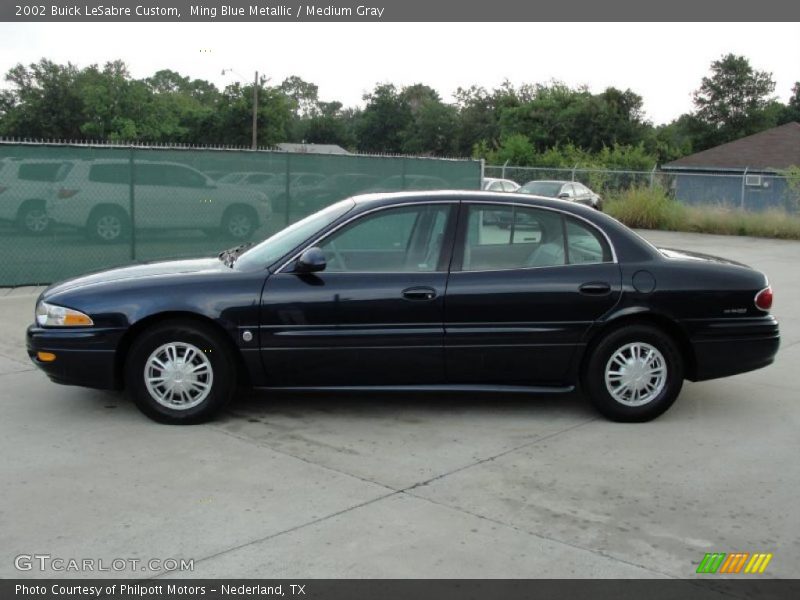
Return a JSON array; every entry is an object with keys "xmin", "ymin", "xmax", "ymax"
[{"xmin": 319, "ymin": 204, "xmax": 451, "ymax": 273}]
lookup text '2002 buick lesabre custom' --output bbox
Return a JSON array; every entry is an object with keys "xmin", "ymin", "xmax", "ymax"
[{"xmin": 27, "ymin": 191, "xmax": 779, "ymax": 424}]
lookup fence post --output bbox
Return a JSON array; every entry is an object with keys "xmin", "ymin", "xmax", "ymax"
[
  {"xmin": 480, "ymin": 158, "xmax": 486, "ymax": 188},
  {"xmin": 571, "ymin": 163, "xmax": 578, "ymax": 182},
  {"xmin": 650, "ymin": 165, "xmax": 657, "ymax": 189},
  {"xmin": 741, "ymin": 167, "xmax": 748, "ymax": 210},
  {"xmin": 284, "ymin": 152, "xmax": 292, "ymax": 226},
  {"xmin": 501, "ymin": 159, "xmax": 509, "ymax": 180},
  {"xmin": 129, "ymin": 147, "xmax": 136, "ymax": 261}
]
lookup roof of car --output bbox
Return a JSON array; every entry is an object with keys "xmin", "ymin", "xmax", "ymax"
[
  {"xmin": 521, "ymin": 180, "xmax": 571, "ymax": 185},
  {"xmin": 349, "ymin": 190, "xmax": 587, "ymax": 212}
]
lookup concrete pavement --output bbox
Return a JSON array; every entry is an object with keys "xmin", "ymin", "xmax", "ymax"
[{"xmin": 0, "ymin": 230, "xmax": 797, "ymax": 579}]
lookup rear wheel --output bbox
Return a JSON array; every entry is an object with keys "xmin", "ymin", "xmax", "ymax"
[
  {"xmin": 87, "ymin": 206, "xmax": 129, "ymax": 243},
  {"xmin": 582, "ymin": 324, "xmax": 684, "ymax": 422},
  {"xmin": 125, "ymin": 320, "xmax": 237, "ymax": 424}
]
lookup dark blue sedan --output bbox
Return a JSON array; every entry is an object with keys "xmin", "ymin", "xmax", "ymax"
[{"xmin": 27, "ymin": 191, "xmax": 779, "ymax": 424}]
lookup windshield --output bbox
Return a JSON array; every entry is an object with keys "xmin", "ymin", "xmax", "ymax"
[
  {"xmin": 235, "ymin": 199, "xmax": 355, "ymax": 270},
  {"xmin": 518, "ymin": 181, "xmax": 563, "ymax": 197}
]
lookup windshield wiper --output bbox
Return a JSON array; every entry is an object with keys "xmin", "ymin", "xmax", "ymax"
[{"xmin": 218, "ymin": 242, "xmax": 254, "ymax": 267}]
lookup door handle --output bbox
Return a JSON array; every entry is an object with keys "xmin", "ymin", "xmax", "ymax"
[
  {"xmin": 579, "ymin": 282, "xmax": 611, "ymax": 295},
  {"xmin": 402, "ymin": 287, "xmax": 437, "ymax": 301}
]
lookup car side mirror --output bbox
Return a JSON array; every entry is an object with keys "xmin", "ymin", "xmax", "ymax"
[
  {"xmin": 557, "ymin": 192, "xmax": 570, "ymax": 199},
  {"xmin": 295, "ymin": 247, "xmax": 327, "ymax": 273}
]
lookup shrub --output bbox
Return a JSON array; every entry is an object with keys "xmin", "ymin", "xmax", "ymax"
[
  {"xmin": 605, "ymin": 186, "xmax": 800, "ymax": 240},
  {"xmin": 605, "ymin": 187, "xmax": 685, "ymax": 230}
]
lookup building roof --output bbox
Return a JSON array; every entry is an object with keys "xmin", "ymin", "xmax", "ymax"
[
  {"xmin": 276, "ymin": 143, "xmax": 349, "ymax": 155},
  {"xmin": 663, "ymin": 122, "xmax": 800, "ymax": 172}
]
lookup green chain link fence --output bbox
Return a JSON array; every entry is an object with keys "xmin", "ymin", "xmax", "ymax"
[{"xmin": 0, "ymin": 142, "xmax": 481, "ymax": 286}]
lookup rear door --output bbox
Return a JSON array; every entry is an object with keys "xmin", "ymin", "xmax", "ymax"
[{"xmin": 444, "ymin": 202, "xmax": 621, "ymax": 385}]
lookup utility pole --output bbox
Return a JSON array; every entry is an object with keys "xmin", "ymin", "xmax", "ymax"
[
  {"xmin": 252, "ymin": 70, "xmax": 258, "ymax": 150},
  {"xmin": 222, "ymin": 68, "xmax": 262, "ymax": 150}
]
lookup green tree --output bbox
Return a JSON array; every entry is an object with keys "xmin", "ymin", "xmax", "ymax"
[
  {"xmin": 302, "ymin": 101, "xmax": 357, "ymax": 148},
  {"xmin": 1, "ymin": 59, "xmax": 85, "ymax": 138},
  {"xmin": 779, "ymin": 82, "xmax": 800, "ymax": 124},
  {"xmin": 691, "ymin": 53, "xmax": 778, "ymax": 148},
  {"xmin": 355, "ymin": 83, "xmax": 412, "ymax": 153},
  {"xmin": 399, "ymin": 84, "xmax": 458, "ymax": 155}
]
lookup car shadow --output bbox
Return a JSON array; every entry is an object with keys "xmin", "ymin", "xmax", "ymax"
[{"xmin": 224, "ymin": 388, "xmax": 596, "ymax": 422}]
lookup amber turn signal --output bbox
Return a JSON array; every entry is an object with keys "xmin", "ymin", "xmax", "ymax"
[{"xmin": 36, "ymin": 351, "xmax": 57, "ymax": 362}]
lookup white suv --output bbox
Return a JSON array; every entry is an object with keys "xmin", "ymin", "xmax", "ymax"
[
  {"xmin": 0, "ymin": 158, "xmax": 74, "ymax": 234},
  {"xmin": 46, "ymin": 160, "xmax": 272, "ymax": 242}
]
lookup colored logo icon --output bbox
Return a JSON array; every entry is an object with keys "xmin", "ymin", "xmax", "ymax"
[{"xmin": 696, "ymin": 552, "xmax": 773, "ymax": 574}]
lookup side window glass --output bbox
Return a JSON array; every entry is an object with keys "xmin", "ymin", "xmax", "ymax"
[
  {"xmin": 463, "ymin": 205, "xmax": 566, "ymax": 271},
  {"xmin": 319, "ymin": 205, "xmax": 450, "ymax": 273},
  {"xmin": 565, "ymin": 218, "xmax": 611, "ymax": 264},
  {"xmin": 90, "ymin": 163, "xmax": 131, "ymax": 184}
]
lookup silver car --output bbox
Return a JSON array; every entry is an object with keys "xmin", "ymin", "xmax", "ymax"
[{"xmin": 518, "ymin": 180, "xmax": 603, "ymax": 211}]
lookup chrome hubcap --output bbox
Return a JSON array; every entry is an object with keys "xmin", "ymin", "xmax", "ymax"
[
  {"xmin": 97, "ymin": 215, "xmax": 121, "ymax": 240},
  {"xmin": 604, "ymin": 342, "xmax": 667, "ymax": 407},
  {"xmin": 144, "ymin": 342, "xmax": 213, "ymax": 410},
  {"xmin": 228, "ymin": 214, "xmax": 252, "ymax": 237}
]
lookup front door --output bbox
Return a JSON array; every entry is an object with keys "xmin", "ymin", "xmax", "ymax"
[
  {"xmin": 260, "ymin": 202, "xmax": 456, "ymax": 386},
  {"xmin": 445, "ymin": 202, "xmax": 621, "ymax": 385}
]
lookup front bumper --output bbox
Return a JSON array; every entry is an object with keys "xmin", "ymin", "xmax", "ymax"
[
  {"xmin": 688, "ymin": 315, "xmax": 780, "ymax": 381},
  {"xmin": 26, "ymin": 325, "xmax": 125, "ymax": 390}
]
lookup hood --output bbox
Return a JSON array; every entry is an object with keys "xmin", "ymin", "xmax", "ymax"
[
  {"xmin": 43, "ymin": 257, "xmax": 224, "ymax": 298},
  {"xmin": 658, "ymin": 247, "xmax": 749, "ymax": 268}
]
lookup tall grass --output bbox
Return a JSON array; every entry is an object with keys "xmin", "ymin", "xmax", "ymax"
[{"xmin": 605, "ymin": 188, "xmax": 800, "ymax": 240}]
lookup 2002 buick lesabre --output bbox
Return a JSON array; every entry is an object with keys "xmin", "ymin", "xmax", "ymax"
[{"xmin": 27, "ymin": 191, "xmax": 779, "ymax": 424}]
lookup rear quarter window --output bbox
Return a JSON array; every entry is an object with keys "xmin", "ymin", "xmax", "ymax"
[{"xmin": 566, "ymin": 217, "xmax": 612, "ymax": 264}]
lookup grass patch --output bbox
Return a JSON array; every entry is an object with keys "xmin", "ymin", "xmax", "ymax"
[{"xmin": 605, "ymin": 188, "xmax": 800, "ymax": 240}]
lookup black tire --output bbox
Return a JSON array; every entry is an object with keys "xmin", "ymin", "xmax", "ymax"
[
  {"xmin": 221, "ymin": 206, "xmax": 257, "ymax": 240},
  {"xmin": 16, "ymin": 200, "xmax": 50, "ymax": 235},
  {"xmin": 582, "ymin": 324, "xmax": 684, "ymax": 422},
  {"xmin": 125, "ymin": 320, "xmax": 238, "ymax": 424},
  {"xmin": 87, "ymin": 206, "xmax": 130, "ymax": 243}
]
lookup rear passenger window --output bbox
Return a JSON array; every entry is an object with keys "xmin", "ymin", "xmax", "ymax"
[
  {"xmin": 462, "ymin": 205, "xmax": 565, "ymax": 271},
  {"xmin": 89, "ymin": 163, "xmax": 131, "ymax": 184},
  {"xmin": 462, "ymin": 205, "xmax": 612, "ymax": 270}
]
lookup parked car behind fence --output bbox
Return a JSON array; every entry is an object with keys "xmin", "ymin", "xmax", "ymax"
[{"xmin": 46, "ymin": 160, "xmax": 272, "ymax": 243}]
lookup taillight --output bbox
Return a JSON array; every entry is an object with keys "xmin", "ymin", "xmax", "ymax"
[
  {"xmin": 57, "ymin": 188, "xmax": 79, "ymax": 199},
  {"xmin": 755, "ymin": 286, "xmax": 773, "ymax": 312}
]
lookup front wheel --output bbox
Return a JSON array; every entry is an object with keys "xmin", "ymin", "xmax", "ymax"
[
  {"xmin": 125, "ymin": 320, "xmax": 238, "ymax": 424},
  {"xmin": 221, "ymin": 206, "xmax": 257, "ymax": 240},
  {"xmin": 582, "ymin": 324, "xmax": 684, "ymax": 422}
]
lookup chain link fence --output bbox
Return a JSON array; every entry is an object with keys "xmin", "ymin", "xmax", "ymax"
[
  {"xmin": 0, "ymin": 142, "xmax": 481, "ymax": 286},
  {"xmin": 484, "ymin": 165, "xmax": 800, "ymax": 213}
]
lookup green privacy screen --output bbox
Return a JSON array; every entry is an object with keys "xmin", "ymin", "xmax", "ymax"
[{"xmin": 0, "ymin": 143, "xmax": 481, "ymax": 286}]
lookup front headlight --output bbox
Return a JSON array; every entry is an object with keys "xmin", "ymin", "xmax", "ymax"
[{"xmin": 35, "ymin": 301, "xmax": 94, "ymax": 327}]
